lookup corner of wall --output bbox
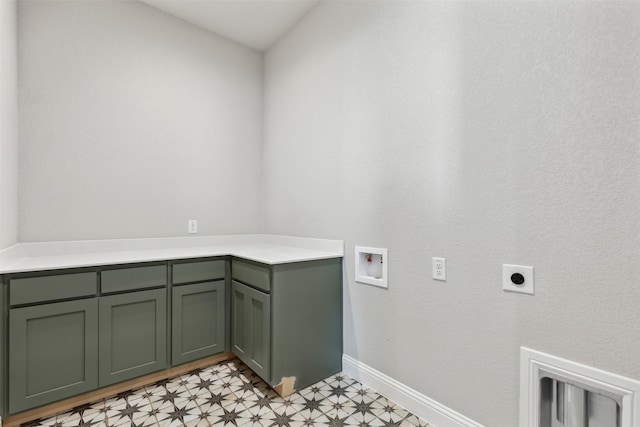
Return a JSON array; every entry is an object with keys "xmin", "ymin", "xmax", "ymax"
[{"xmin": 0, "ymin": 0, "xmax": 19, "ymax": 249}]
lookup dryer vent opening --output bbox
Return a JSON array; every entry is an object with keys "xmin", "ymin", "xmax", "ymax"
[
  {"xmin": 520, "ymin": 348, "xmax": 640, "ymax": 427},
  {"xmin": 539, "ymin": 376, "xmax": 620, "ymax": 427}
]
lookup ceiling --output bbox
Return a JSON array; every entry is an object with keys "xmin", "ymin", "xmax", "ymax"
[{"xmin": 140, "ymin": 0, "xmax": 321, "ymax": 51}]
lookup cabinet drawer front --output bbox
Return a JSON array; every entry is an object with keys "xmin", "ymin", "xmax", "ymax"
[
  {"xmin": 232, "ymin": 259, "xmax": 271, "ymax": 292},
  {"xmin": 10, "ymin": 272, "xmax": 97, "ymax": 306},
  {"xmin": 172, "ymin": 260, "xmax": 225, "ymax": 284},
  {"xmin": 101, "ymin": 265, "xmax": 167, "ymax": 294}
]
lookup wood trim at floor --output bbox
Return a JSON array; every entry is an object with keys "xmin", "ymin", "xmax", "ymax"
[{"xmin": 3, "ymin": 352, "xmax": 236, "ymax": 427}]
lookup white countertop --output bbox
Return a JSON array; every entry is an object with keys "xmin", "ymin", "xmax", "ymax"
[{"xmin": 0, "ymin": 234, "xmax": 344, "ymax": 274}]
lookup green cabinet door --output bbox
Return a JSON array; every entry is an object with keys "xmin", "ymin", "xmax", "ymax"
[
  {"xmin": 172, "ymin": 281, "xmax": 225, "ymax": 366},
  {"xmin": 231, "ymin": 281, "xmax": 270, "ymax": 382},
  {"xmin": 9, "ymin": 298, "xmax": 99, "ymax": 414},
  {"xmin": 231, "ymin": 281, "xmax": 248, "ymax": 359},
  {"xmin": 99, "ymin": 289, "xmax": 167, "ymax": 387}
]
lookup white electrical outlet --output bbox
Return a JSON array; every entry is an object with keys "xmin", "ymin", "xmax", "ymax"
[
  {"xmin": 188, "ymin": 219, "xmax": 198, "ymax": 234},
  {"xmin": 432, "ymin": 257, "xmax": 446, "ymax": 281},
  {"xmin": 502, "ymin": 264, "xmax": 534, "ymax": 295}
]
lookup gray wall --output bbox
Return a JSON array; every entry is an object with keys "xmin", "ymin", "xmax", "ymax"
[
  {"xmin": 263, "ymin": 1, "xmax": 640, "ymax": 425},
  {"xmin": 18, "ymin": 0, "xmax": 264, "ymax": 242},
  {"xmin": 0, "ymin": 0, "xmax": 19, "ymax": 250}
]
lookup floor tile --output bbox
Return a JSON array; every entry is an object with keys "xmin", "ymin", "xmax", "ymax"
[
  {"xmin": 37, "ymin": 415, "xmax": 58, "ymax": 426},
  {"xmin": 185, "ymin": 419, "xmax": 211, "ymax": 427},
  {"xmin": 19, "ymin": 359, "xmax": 431, "ymax": 427},
  {"xmin": 105, "ymin": 397, "xmax": 157, "ymax": 427},
  {"xmin": 56, "ymin": 411, "xmax": 82, "ymax": 427}
]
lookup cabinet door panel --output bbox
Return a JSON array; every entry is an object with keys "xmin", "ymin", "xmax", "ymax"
[
  {"xmin": 250, "ymin": 297, "xmax": 268, "ymax": 372},
  {"xmin": 231, "ymin": 282, "xmax": 247, "ymax": 358},
  {"xmin": 231, "ymin": 281, "xmax": 270, "ymax": 382},
  {"xmin": 9, "ymin": 299, "xmax": 98, "ymax": 414},
  {"xmin": 172, "ymin": 281, "xmax": 225, "ymax": 365},
  {"xmin": 99, "ymin": 289, "xmax": 167, "ymax": 386}
]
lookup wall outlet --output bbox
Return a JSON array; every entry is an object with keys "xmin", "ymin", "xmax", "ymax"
[
  {"xmin": 432, "ymin": 257, "xmax": 446, "ymax": 281},
  {"xmin": 503, "ymin": 264, "xmax": 534, "ymax": 295},
  {"xmin": 188, "ymin": 219, "xmax": 198, "ymax": 234}
]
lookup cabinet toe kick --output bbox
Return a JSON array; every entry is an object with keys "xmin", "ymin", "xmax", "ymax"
[{"xmin": 273, "ymin": 376, "xmax": 296, "ymax": 398}]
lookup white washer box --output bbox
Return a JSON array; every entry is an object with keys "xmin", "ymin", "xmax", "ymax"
[{"xmin": 355, "ymin": 246, "xmax": 388, "ymax": 289}]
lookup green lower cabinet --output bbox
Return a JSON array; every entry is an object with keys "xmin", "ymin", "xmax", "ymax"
[
  {"xmin": 231, "ymin": 258, "xmax": 343, "ymax": 395},
  {"xmin": 231, "ymin": 281, "xmax": 270, "ymax": 381},
  {"xmin": 99, "ymin": 289, "xmax": 167, "ymax": 387},
  {"xmin": 270, "ymin": 259, "xmax": 343, "ymax": 391},
  {"xmin": 9, "ymin": 299, "xmax": 99, "ymax": 414},
  {"xmin": 172, "ymin": 281, "xmax": 225, "ymax": 365}
]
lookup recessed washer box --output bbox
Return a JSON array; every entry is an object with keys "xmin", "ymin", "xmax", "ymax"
[{"xmin": 355, "ymin": 246, "xmax": 388, "ymax": 289}]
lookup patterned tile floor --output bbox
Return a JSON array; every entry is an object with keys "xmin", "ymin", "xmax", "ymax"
[{"xmin": 22, "ymin": 359, "xmax": 431, "ymax": 427}]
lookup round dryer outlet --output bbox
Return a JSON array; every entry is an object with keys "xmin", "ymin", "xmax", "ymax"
[{"xmin": 502, "ymin": 264, "xmax": 534, "ymax": 295}]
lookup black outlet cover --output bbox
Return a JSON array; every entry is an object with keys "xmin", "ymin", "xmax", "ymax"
[{"xmin": 511, "ymin": 272, "xmax": 525, "ymax": 285}]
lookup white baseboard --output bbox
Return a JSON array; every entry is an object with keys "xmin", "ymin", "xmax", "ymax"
[{"xmin": 342, "ymin": 354, "xmax": 483, "ymax": 427}]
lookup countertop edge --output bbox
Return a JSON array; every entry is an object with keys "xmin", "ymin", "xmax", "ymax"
[{"xmin": 0, "ymin": 235, "xmax": 345, "ymax": 274}]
